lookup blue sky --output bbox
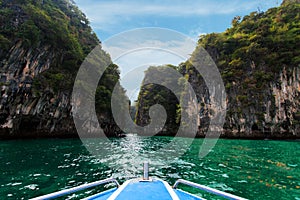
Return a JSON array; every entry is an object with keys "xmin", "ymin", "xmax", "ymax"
[
  {"xmin": 73, "ymin": 0, "xmax": 280, "ymax": 100},
  {"xmin": 74, "ymin": 0, "xmax": 280, "ymax": 41}
]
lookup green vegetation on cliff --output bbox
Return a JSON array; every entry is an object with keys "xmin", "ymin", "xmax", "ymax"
[
  {"xmin": 0, "ymin": 0, "xmax": 100, "ymax": 91},
  {"xmin": 199, "ymin": 1, "xmax": 300, "ymax": 74},
  {"xmin": 0, "ymin": 0, "xmax": 98, "ymax": 57}
]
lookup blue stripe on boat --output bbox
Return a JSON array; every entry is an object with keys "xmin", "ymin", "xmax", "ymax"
[{"xmin": 114, "ymin": 180, "xmax": 174, "ymax": 200}]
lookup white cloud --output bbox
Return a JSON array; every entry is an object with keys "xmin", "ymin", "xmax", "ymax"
[
  {"xmin": 105, "ymin": 42, "xmax": 195, "ymax": 100},
  {"xmin": 102, "ymin": 28, "xmax": 197, "ymax": 100},
  {"xmin": 102, "ymin": 28, "xmax": 197, "ymax": 73},
  {"xmin": 74, "ymin": 0, "xmax": 274, "ymax": 31}
]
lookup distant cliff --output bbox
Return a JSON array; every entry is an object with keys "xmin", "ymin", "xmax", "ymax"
[
  {"xmin": 136, "ymin": 1, "xmax": 300, "ymax": 139},
  {"xmin": 0, "ymin": 0, "xmax": 124, "ymax": 138}
]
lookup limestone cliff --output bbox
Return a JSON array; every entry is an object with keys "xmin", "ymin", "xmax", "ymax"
[
  {"xmin": 196, "ymin": 1, "xmax": 300, "ymax": 138},
  {"xmin": 0, "ymin": 40, "xmax": 75, "ymax": 137},
  {"xmin": 180, "ymin": 64, "xmax": 300, "ymax": 139},
  {"xmin": 0, "ymin": 0, "xmax": 122, "ymax": 138},
  {"xmin": 136, "ymin": 1, "xmax": 300, "ymax": 139}
]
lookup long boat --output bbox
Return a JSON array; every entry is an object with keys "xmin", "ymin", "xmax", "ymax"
[{"xmin": 30, "ymin": 163, "xmax": 247, "ymax": 200}]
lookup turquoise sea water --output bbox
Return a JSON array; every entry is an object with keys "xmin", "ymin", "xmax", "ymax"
[{"xmin": 0, "ymin": 135, "xmax": 299, "ymax": 199}]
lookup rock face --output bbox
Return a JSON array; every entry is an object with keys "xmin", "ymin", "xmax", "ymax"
[
  {"xmin": 0, "ymin": 0, "xmax": 122, "ymax": 138},
  {"xmin": 0, "ymin": 41, "xmax": 75, "ymax": 138},
  {"xmin": 194, "ymin": 66, "xmax": 299, "ymax": 139},
  {"xmin": 270, "ymin": 67, "xmax": 300, "ymax": 135}
]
